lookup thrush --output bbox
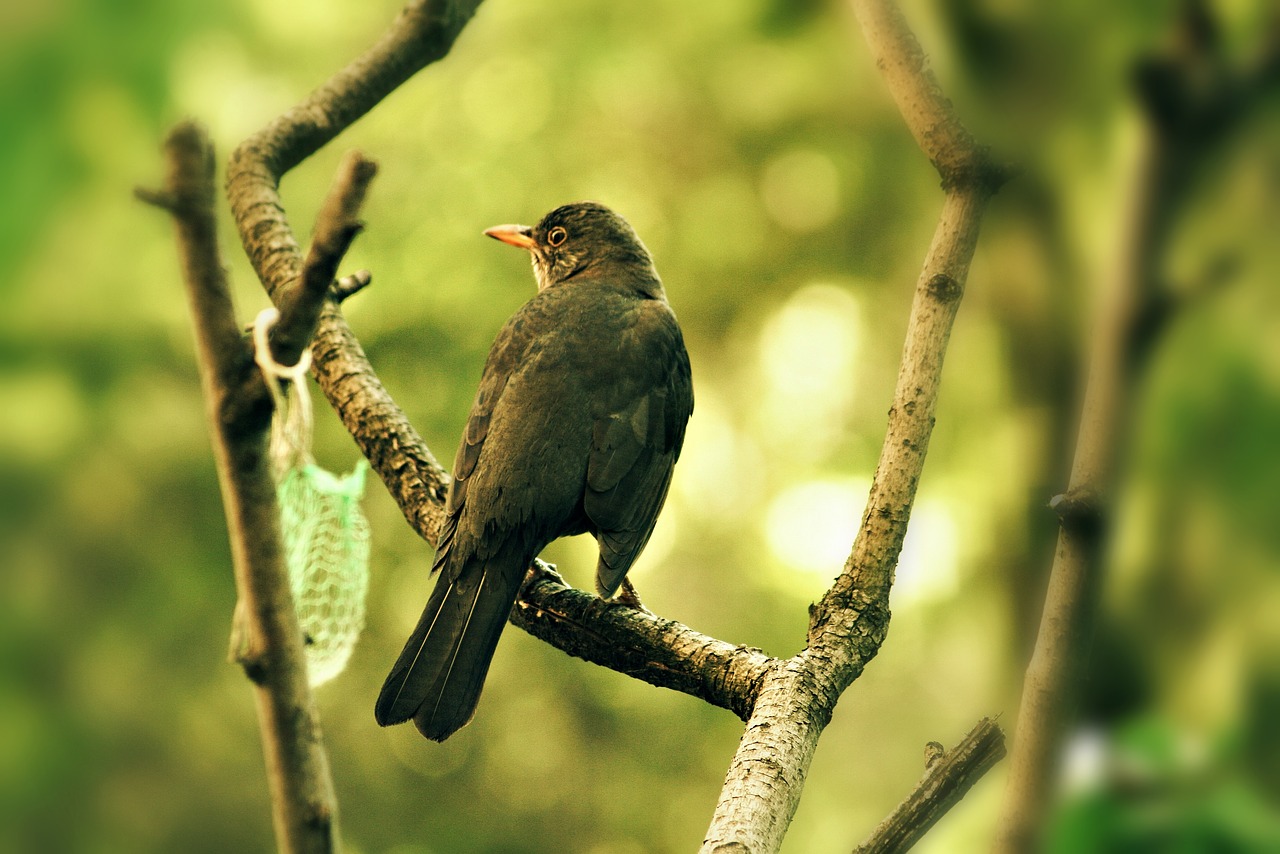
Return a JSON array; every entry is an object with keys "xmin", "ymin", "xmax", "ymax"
[{"xmin": 375, "ymin": 201, "xmax": 694, "ymax": 741}]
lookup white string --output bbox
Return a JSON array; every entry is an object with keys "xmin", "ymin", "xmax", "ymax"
[
  {"xmin": 250, "ymin": 306, "xmax": 370, "ymax": 687},
  {"xmin": 252, "ymin": 307, "xmax": 314, "ymax": 473}
]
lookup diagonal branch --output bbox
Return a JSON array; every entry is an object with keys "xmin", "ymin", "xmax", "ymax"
[
  {"xmin": 855, "ymin": 718, "xmax": 1007, "ymax": 854},
  {"xmin": 226, "ymin": 0, "xmax": 486, "ymax": 299},
  {"xmin": 273, "ymin": 151, "xmax": 378, "ymax": 367}
]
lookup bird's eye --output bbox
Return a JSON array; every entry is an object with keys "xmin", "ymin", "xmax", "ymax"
[{"xmin": 548, "ymin": 226, "xmax": 567, "ymax": 247}]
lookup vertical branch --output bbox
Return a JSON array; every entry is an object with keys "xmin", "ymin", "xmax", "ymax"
[
  {"xmin": 995, "ymin": 4, "xmax": 1280, "ymax": 849},
  {"xmin": 994, "ymin": 123, "xmax": 1162, "ymax": 854},
  {"xmin": 138, "ymin": 122, "xmax": 340, "ymax": 854}
]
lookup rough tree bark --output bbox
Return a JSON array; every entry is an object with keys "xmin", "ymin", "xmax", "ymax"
[
  {"xmin": 138, "ymin": 125, "xmax": 350, "ymax": 854},
  {"xmin": 146, "ymin": 0, "xmax": 1025, "ymax": 850}
]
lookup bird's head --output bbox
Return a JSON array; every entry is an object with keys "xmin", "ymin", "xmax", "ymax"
[{"xmin": 484, "ymin": 201, "xmax": 662, "ymax": 296}]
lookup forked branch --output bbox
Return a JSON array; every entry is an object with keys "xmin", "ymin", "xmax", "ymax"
[{"xmin": 205, "ymin": 0, "xmax": 1010, "ymax": 850}]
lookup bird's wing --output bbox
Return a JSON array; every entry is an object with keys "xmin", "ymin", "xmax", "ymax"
[
  {"xmin": 584, "ymin": 307, "xmax": 693, "ymax": 596},
  {"xmin": 434, "ymin": 313, "xmax": 533, "ymax": 580}
]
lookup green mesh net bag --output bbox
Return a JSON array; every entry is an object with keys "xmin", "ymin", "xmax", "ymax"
[{"xmin": 255, "ymin": 308, "xmax": 371, "ymax": 687}]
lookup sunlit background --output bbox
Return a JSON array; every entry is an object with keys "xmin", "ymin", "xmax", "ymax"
[{"xmin": 4, "ymin": 0, "xmax": 1280, "ymax": 851}]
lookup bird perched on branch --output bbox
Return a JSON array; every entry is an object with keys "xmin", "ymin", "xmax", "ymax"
[{"xmin": 375, "ymin": 201, "xmax": 694, "ymax": 742}]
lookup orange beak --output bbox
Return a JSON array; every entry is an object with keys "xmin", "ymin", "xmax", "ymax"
[{"xmin": 483, "ymin": 224, "xmax": 536, "ymax": 250}]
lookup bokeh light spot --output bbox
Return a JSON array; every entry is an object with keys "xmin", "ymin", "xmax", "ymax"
[
  {"xmin": 765, "ymin": 478, "xmax": 869, "ymax": 578},
  {"xmin": 462, "ymin": 56, "xmax": 553, "ymax": 143},
  {"xmin": 760, "ymin": 148, "xmax": 840, "ymax": 232}
]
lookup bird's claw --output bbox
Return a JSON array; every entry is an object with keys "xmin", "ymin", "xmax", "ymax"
[{"xmin": 608, "ymin": 576, "xmax": 650, "ymax": 613}]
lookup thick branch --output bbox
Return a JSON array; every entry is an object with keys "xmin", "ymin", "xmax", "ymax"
[
  {"xmin": 698, "ymin": 4, "xmax": 1008, "ymax": 850},
  {"xmin": 855, "ymin": 718, "xmax": 1007, "ymax": 854},
  {"xmin": 511, "ymin": 564, "xmax": 775, "ymax": 721},
  {"xmin": 309, "ymin": 303, "xmax": 451, "ymax": 541},
  {"xmin": 140, "ymin": 121, "xmax": 340, "ymax": 854}
]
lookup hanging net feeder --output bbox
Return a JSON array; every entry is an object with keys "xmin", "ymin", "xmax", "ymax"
[{"xmin": 253, "ymin": 308, "xmax": 370, "ymax": 687}]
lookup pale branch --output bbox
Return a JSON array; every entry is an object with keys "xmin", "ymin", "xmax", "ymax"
[
  {"xmin": 698, "ymin": 3, "xmax": 1009, "ymax": 849},
  {"xmin": 139, "ymin": 121, "xmax": 340, "ymax": 854},
  {"xmin": 995, "ymin": 3, "xmax": 1280, "ymax": 850},
  {"xmin": 855, "ymin": 718, "xmax": 1007, "ymax": 854},
  {"xmin": 848, "ymin": 0, "xmax": 1006, "ymax": 187}
]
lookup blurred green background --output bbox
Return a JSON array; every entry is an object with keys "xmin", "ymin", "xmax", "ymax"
[{"xmin": 3, "ymin": 0, "xmax": 1279, "ymax": 851}]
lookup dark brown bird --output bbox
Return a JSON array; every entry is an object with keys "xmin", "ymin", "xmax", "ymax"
[{"xmin": 375, "ymin": 201, "xmax": 693, "ymax": 741}]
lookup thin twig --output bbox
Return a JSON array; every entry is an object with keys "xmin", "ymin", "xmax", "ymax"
[
  {"xmin": 855, "ymin": 718, "xmax": 1007, "ymax": 854},
  {"xmin": 272, "ymin": 151, "xmax": 379, "ymax": 367},
  {"xmin": 331, "ymin": 269, "xmax": 373, "ymax": 303}
]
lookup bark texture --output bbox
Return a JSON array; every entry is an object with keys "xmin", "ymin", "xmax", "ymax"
[
  {"xmin": 145, "ymin": 0, "xmax": 1029, "ymax": 849},
  {"xmin": 139, "ymin": 122, "xmax": 340, "ymax": 854}
]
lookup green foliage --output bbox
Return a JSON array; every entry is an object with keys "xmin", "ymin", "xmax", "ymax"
[{"xmin": 1049, "ymin": 719, "xmax": 1280, "ymax": 853}]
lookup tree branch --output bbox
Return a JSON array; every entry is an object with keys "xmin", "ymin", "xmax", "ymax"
[
  {"xmin": 272, "ymin": 151, "xmax": 378, "ymax": 368},
  {"xmin": 223, "ymin": 0, "xmax": 777, "ymax": 717},
  {"xmin": 213, "ymin": 1, "xmax": 1008, "ymax": 850},
  {"xmin": 855, "ymin": 718, "xmax": 1007, "ymax": 854},
  {"xmin": 995, "ymin": 4, "xmax": 1280, "ymax": 849},
  {"xmin": 697, "ymin": 3, "xmax": 1008, "ymax": 850},
  {"xmin": 511, "ymin": 563, "xmax": 776, "ymax": 721},
  {"xmin": 139, "ymin": 121, "xmax": 340, "ymax": 854},
  {"xmin": 849, "ymin": 0, "xmax": 1007, "ymax": 186}
]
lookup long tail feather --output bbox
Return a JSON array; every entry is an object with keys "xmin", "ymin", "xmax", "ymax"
[{"xmin": 375, "ymin": 552, "xmax": 525, "ymax": 741}]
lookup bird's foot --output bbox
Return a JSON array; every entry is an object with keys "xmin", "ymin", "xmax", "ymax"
[
  {"xmin": 524, "ymin": 559, "xmax": 566, "ymax": 589},
  {"xmin": 608, "ymin": 577, "xmax": 650, "ymax": 614}
]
